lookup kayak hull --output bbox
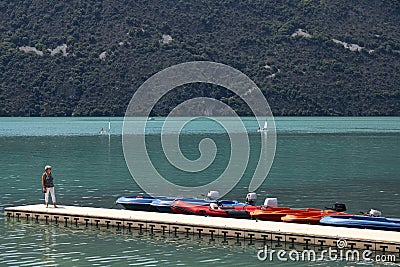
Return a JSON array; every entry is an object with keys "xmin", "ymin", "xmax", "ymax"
[
  {"xmin": 116, "ymin": 196, "xmax": 174, "ymax": 212},
  {"xmin": 320, "ymin": 215, "xmax": 400, "ymax": 231},
  {"xmin": 117, "ymin": 196, "xmax": 240, "ymax": 213},
  {"xmin": 150, "ymin": 198, "xmax": 211, "ymax": 213},
  {"xmin": 281, "ymin": 211, "xmax": 345, "ymax": 224},
  {"xmin": 171, "ymin": 200, "xmax": 250, "ymax": 219},
  {"xmin": 251, "ymin": 208, "xmax": 324, "ymax": 221}
]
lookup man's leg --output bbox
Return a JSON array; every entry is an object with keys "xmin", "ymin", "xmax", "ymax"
[
  {"xmin": 45, "ymin": 188, "xmax": 49, "ymax": 208},
  {"xmin": 50, "ymin": 187, "xmax": 57, "ymax": 208}
]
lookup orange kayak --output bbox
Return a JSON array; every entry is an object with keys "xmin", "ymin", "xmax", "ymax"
[
  {"xmin": 281, "ymin": 211, "xmax": 345, "ymax": 224},
  {"xmin": 250, "ymin": 208, "xmax": 323, "ymax": 221}
]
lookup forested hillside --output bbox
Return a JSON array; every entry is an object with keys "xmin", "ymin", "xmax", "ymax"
[{"xmin": 1, "ymin": 0, "xmax": 399, "ymax": 116}]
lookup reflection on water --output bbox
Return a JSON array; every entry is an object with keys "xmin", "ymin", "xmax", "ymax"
[
  {"xmin": 3, "ymin": 218, "xmax": 396, "ymax": 266},
  {"xmin": 0, "ymin": 117, "xmax": 399, "ymax": 266}
]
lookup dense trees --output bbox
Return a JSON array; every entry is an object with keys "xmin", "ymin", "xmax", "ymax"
[{"xmin": 0, "ymin": 0, "xmax": 399, "ymax": 116}]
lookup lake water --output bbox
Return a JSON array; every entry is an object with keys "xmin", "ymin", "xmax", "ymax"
[{"xmin": 0, "ymin": 117, "xmax": 399, "ymax": 266}]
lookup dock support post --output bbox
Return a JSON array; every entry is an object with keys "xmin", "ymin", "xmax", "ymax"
[
  {"xmin": 364, "ymin": 244, "xmax": 373, "ymax": 250},
  {"xmin": 184, "ymin": 227, "xmax": 190, "ymax": 237},
  {"xmin": 262, "ymin": 234, "xmax": 268, "ymax": 245},
  {"xmin": 197, "ymin": 228, "xmax": 203, "ymax": 238},
  {"xmin": 127, "ymin": 222, "xmax": 132, "ymax": 231},
  {"xmin": 275, "ymin": 236, "xmax": 283, "ymax": 244},
  {"xmin": 303, "ymin": 238, "xmax": 312, "ymax": 249},
  {"xmin": 172, "ymin": 226, "xmax": 178, "ymax": 236},
  {"xmin": 149, "ymin": 224, "xmax": 154, "ymax": 235},
  {"xmin": 235, "ymin": 232, "xmax": 241, "ymax": 241},
  {"xmin": 209, "ymin": 230, "xmax": 215, "ymax": 241},
  {"xmin": 161, "ymin": 225, "xmax": 167, "ymax": 235},
  {"xmin": 222, "ymin": 231, "xmax": 228, "ymax": 244},
  {"xmin": 248, "ymin": 233, "xmax": 254, "ymax": 245},
  {"xmin": 347, "ymin": 242, "xmax": 356, "ymax": 249}
]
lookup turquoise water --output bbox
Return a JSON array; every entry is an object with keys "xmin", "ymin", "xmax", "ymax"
[{"xmin": 0, "ymin": 117, "xmax": 399, "ymax": 266}]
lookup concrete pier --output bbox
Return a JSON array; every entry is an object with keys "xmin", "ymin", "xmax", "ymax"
[{"xmin": 4, "ymin": 204, "xmax": 400, "ymax": 253}]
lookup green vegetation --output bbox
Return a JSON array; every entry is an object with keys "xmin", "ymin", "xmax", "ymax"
[{"xmin": 0, "ymin": 0, "xmax": 399, "ymax": 116}]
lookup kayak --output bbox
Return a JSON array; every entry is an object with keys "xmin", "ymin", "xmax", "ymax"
[
  {"xmin": 281, "ymin": 211, "xmax": 345, "ymax": 224},
  {"xmin": 250, "ymin": 208, "xmax": 322, "ymax": 221},
  {"xmin": 320, "ymin": 215, "xmax": 400, "ymax": 231},
  {"xmin": 234, "ymin": 205, "xmax": 265, "ymax": 211},
  {"xmin": 116, "ymin": 196, "xmax": 175, "ymax": 211},
  {"xmin": 150, "ymin": 198, "xmax": 223, "ymax": 213},
  {"xmin": 281, "ymin": 214, "xmax": 323, "ymax": 224},
  {"xmin": 149, "ymin": 199, "xmax": 177, "ymax": 213},
  {"xmin": 117, "ymin": 195, "xmax": 240, "ymax": 213},
  {"xmin": 236, "ymin": 206, "xmax": 291, "ymax": 212},
  {"xmin": 170, "ymin": 200, "xmax": 250, "ymax": 219}
]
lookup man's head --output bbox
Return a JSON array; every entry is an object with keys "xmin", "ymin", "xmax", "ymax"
[{"xmin": 45, "ymin": 165, "xmax": 52, "ymax": 174}]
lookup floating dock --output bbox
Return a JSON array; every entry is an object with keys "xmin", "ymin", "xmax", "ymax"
[{"xmin": 4, "ymin": 204, "xmax": 400, "ymax": 253}]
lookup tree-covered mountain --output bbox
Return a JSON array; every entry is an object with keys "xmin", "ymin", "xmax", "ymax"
[{"xmin": 1, "ymin": 0, "xmax": 399, "ymax": 116}]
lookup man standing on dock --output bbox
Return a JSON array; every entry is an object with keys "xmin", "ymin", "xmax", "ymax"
[{"xmin": 42, "ymin": 165, "xmax": 57, "ymax": 208}]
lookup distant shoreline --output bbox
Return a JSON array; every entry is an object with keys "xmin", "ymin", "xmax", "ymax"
[{"xmin": 0, "ymin": 115, "xmax": 399, "ymax": 118}]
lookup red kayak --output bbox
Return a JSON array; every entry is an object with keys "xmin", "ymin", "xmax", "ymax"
[{"xmin": 171, "ymin": 200, "xmax": 250, "ymax": 219}]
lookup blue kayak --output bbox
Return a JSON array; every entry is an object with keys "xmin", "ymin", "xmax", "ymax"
[
  {"xmin": 116, "ymin": 196, "xmax": 175, "ymax": 211},
  {"xmin": 320, "ymin": 215, "xmax": 400, "ymax": 231}
]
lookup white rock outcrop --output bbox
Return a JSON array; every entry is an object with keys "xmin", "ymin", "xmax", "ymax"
[
  {"xmin": 48, "ymin": 44, "xmax": 68, "ymax": 56},
  {"xmin": 19, "ymin": 46, "xmax": 43, "ymax": 56},
  {"xmin": 99, "ymin": 51, "xmax": 107, "ymax": 60},
  {"xmin": 291, "ymin": 29, "xmax": 312, "ymax": 38},
  {"xmin": 332, "ymin": 39, "xmax": 363, "ymax": 52},
  {"xmin": 161, "ymin": 34, "xmax": 173, "ymax": 44}
]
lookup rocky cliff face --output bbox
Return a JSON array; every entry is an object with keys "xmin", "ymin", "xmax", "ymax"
[{"xmin": 0, "ymin": 0, "xmax": 399, "ymax": 116}]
